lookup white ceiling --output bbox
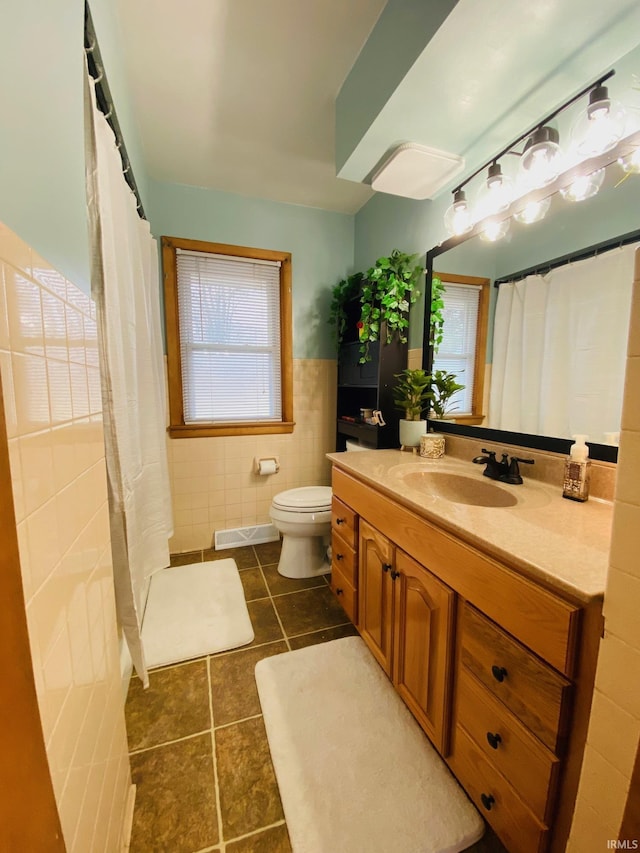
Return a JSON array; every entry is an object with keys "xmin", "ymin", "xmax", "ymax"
[{"xmin": 117, "ymin": 0, "xmax": 640, "ymax": 215}]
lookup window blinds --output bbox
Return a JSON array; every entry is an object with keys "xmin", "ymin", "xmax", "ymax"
[
  {"xmin": 176, "ymin": 250, "xmax": 282, "ymax": 423},
  {"xmin": 432, "ymin": 282, "xmax": 481, "ymax": 415}
]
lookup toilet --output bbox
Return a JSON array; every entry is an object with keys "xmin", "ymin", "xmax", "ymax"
[{"xmin": 269, "ymin": 486, "xmax": 333, "ymax": 578}]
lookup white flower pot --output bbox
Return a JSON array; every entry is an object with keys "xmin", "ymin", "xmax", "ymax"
[{"xmin": 399, "ymin": 419, "xmax": 427, "ymax": 448}]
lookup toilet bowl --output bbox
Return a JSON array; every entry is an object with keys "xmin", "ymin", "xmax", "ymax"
[{"xmin": 269, "ymin": 486, "xmax": 332, "ymax": 578}]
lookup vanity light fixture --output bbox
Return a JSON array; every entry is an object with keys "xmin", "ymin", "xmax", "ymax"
[
  {"xmin": 619, "ymin": 147, "xmax": 640, "ymax": 174},
  {"xmin": 513, "ymin": 195, "xmax": 552, "ymax": 224},
  {"xmin": 443, "ymin": 189, "xmax": 473, "ymax": 237},
  {"xmin": 560, "ymin": 168, "xmax": 606, "ymax": 202},
  {"xmin": 475, "ymin": 162, "xmax": 514, "ymax": 218},
  {"xmin": 479, "ymin": 216, "xmax": 511, "ymax": 243},
  {"xmin": 441, "ymin": 68, "xmax": 639, "ymax": 244},
  {"xmin": 519, "ymin": 126, "xmax": 563, "ymax": 188},
  {"xmin": 570, "ymin": 84, "xmax": 627, "ymax": 157}
]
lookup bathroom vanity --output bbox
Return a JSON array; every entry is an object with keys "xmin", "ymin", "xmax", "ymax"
[{"xmin": 327, "ymin": 448, "xmax": 612, "ymax": 853}]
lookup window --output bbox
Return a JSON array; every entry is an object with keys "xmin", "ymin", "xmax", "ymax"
[
  {"xmin": 432, "ymin": 273, "xmax": 489, "ymax": 422},
  {"xmin": 162, "ymin": 237, "xmax": 293, "ymax": 437}
]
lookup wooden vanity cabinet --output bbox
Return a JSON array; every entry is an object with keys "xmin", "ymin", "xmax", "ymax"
[
  {"xmin": 330, "ymin": 465, "xmax": 603, "ymax": 853},
  {"xmin": 330, "ymin": 497, "xmax": 358, "ymax": 624},
  {"xmin": 357, "ymin": 519, "xmax": 455, "ymax": 754}
]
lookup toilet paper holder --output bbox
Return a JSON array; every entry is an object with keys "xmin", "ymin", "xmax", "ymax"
[{"xmin": 255, "ymin": 456, "xmax": 280, "ymax": 475}]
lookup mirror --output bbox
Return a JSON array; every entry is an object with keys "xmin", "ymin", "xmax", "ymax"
[{"xmin": 423, "ymin": 147, "xmax": 640, "ymax": 463}]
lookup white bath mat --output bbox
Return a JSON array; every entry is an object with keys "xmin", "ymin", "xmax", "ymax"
[
  {"xmin": 255, "ymin": 637, "xmax": 483, "ymax": 853},
  {"xmin": 141, "ymin": 560, "xmax": 254, "ymax": 668}
]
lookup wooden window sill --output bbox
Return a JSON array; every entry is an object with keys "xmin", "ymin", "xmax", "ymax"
[{"xmin": 168, "ymin": 421, "xmax": 295, "ymax": 439}]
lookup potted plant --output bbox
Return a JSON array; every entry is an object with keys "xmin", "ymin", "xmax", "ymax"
[
  {"xmin": 430, "ymin": 370, "xmax": 465, "ymax": 419},
  {"xmin": 393, "ymin": 368, "xmax": 433, "ymax": 447}
]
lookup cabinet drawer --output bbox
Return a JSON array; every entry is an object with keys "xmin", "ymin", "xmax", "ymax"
[
  {"xmin": 330, "ymin": 563, "xmax": 357, "ymax": 624},
  {"xmin": 450, "ymin": 726, "xmax": 548, "ymax": 853},
  {"xmin": 461, "ymin": 604, "xmax": 572, "ymax": 753},
  {"xmin": 457, "ymin": 670, "xmax": 560, "ymax": 824},
  {"xmin": 331, "ymin": 530, "xmax": 357, "ymax": 586},
  {"xmin": 331, "ymin": 497, "xmax": 357, "ymax": 548}
]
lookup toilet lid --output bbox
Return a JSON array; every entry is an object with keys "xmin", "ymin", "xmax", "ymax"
[{"xmin": 272, "ymin": 486, "xmax": 332, "ymax": 511}]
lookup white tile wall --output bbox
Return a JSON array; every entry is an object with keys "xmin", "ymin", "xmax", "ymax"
[
  {"xmin": 0, "ymin": 222, "xmax": 131, "ymax": 851},
  {"xmin": 567, "ymin": 252, "xmax": 640, "ymax": 848}
]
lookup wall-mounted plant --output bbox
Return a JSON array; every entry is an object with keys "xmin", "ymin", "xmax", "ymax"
[
  {"xmin": 358, "ymin": 250, "xmax": 424, "ymax": 362},
  {"xmin": 328, "ymin": 272, "xmax": 363, "ymax": 345},
  {"xmin": 430, "ymin": 274, "xmax": 446, "ymax": 354}
]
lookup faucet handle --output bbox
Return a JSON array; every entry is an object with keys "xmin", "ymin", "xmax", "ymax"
[{"xmin": 501, "ymin": 456, "xmax": 535, "ymax": 485}]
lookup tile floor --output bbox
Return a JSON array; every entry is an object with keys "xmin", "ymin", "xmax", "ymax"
[{"xmin": 124, "ymin": 541, "xmax": 504, "ymax": 853}]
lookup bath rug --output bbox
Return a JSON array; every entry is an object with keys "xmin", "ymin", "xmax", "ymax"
[
  {"xmin": 255, "ymin": 636, "xmax": 484, "ymax": 853},
  {"xmin": 141, "ymin": 559, "xmax": 254, "ymax": 668}
]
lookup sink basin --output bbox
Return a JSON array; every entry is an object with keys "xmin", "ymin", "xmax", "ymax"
[{"xmin": 401, "ymin": 471, "xmax": 518, "ymax": 508}]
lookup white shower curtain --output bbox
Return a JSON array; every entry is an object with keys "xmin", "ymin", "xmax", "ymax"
[
  {"xmin": 489, "ymin": 243, "xmax": 636, "ymax": 442},
  {"xmin": 85, "ymin": 72, "xmax": 172, "ymax": 687}
]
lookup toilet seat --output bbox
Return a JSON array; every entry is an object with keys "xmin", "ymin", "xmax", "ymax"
[{"xmin": 272, "ymin": 486, "xmax": 332, "ymax": 512}]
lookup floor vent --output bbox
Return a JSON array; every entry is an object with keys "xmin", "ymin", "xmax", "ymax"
[{"xmin": 214, "ymin": 522, "xmax": 279, "ymax": 551}]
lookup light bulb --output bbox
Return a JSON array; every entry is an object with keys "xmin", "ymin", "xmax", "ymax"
[
  {"xmin": 619, "ymin": 147, "xmax": 640, "ymax": 174},
  {"xmin": 475, "ymin": 162, "xmax": 514, "ymax": 219},
  {"xmin": 571, "ymin": 85, "xmax": 627, "ymax": 157},
  {"xmin": 444, "ymin": 189, "xmax": 473, "ymax": 237},
  {"xmin": 479, "ymin": 216, "xmax": 510, "ymax": 243},
  {"xmin": 520, "ymin": 126, "xmax": 563, "ymax": 188},
  {"xmin": 513, "ymin": 195, "xmax": 552, "ymax": 225},
  {"xmin": 560, "ymin": 168, "xmax": 605, "ymax": 203}
]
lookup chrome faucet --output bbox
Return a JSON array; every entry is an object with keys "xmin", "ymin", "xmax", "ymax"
[{"xmin": 472, "ymin": 449, "xmax": 534, "ymax": 484}]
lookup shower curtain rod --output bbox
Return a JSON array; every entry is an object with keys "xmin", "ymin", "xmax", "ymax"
[
  {"xmin": 84, "ymin": 2, "xmax": 147, "ymax": 220},
  {"xmin": 493, "ymin": 228, "xmax": 640, "ymax": 286}
]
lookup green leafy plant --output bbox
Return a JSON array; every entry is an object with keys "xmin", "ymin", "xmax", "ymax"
[
  {"xmin": 328, "ymin": 272, "xmax": 363, "ymax": 345},
  {"xmin": 431, "ymin": 369, "xmax": 465, "ymax": 417},
  {"xmin": 358, "ymin": 250, "xmax": 424, "ymax": 362},
  {"xmin": 430, "ymin": 274, "xmax": 446, "ymax": 354},
  {"xmin": 393, "ymin": 368, "xmax": 433, "ymax": 421}
]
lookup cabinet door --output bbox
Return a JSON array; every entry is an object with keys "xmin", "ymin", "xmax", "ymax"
[
  {"xmin": 392, "ymin": 549, "xmax": 455, "ymax": 755},
  {"xmin": 358, "ymin": 519, "xmax": 394, "ymax": 675}
]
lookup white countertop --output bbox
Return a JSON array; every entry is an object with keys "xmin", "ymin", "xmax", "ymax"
[{"xmin": 327, "ymin": 449, "xmax": 613, "ymax": 603}]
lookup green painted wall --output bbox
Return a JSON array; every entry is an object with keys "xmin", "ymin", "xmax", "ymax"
[
  {"xmin": 0, "ymin": 0, "xmax": 148, "ymax": 295},
  {"xmin": 0, "ymin": 0, "xmax": 89, "ymax": 291},
  {"xmin": 147, "ymin": 180, "xmax": 355, "ymax": 359}
]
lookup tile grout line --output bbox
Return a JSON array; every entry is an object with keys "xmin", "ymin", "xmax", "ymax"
[
  {"xmin": 222, "ymin": 819, "xmax": 288, "ymax": 848},
  {"xmin": 207, "ymin": 655, "xmax": 226, "ymax": 853},
  {"xmin": 128, "ymin": 728, "xmax": 213, "ymax": 756},
  {"xmin": 257, "ymin": 560, "xmax": 292, "ymax": 651},
  {"xmin": 213, "ymin": 713, "xmax": 264, "ymax": 732}
]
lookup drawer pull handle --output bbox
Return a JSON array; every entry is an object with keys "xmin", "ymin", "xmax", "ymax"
[
  {"xmin": 486, "ymin": 732, "xmax": 502, "ymax": 750},
  {"xmin": 336, "ymin": 517, "xmax": 345, "ymax": 525},
  {"xmin": 480, "ymin": 793, "xmax": 495, "ymax": 811},
  {"xmin": 390, "ymin": 569, "xmax": 400, "ymax": 580},
  {"xmin": 335, "ymin": 553, "xmax": 344, "ymax": 561},
  {"xmin": 335, "ymin": 587, "xmax": 343, "ymax": 596},
  {"xmin": 491, "ymin": 665, "xmax": 508, "ymax": 683},
  {"xmin": 382, "ymin": 563, "xmax": 392, "ymax": 573}
]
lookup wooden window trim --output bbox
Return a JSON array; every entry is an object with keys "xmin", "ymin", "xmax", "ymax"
[
  {"xmin": 162, "ymin": 236, "xmax": 294, "ymax": 438},
  {"xmin": 435, "ymin": 271, "xmax": 490, "ymax": 421}
]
